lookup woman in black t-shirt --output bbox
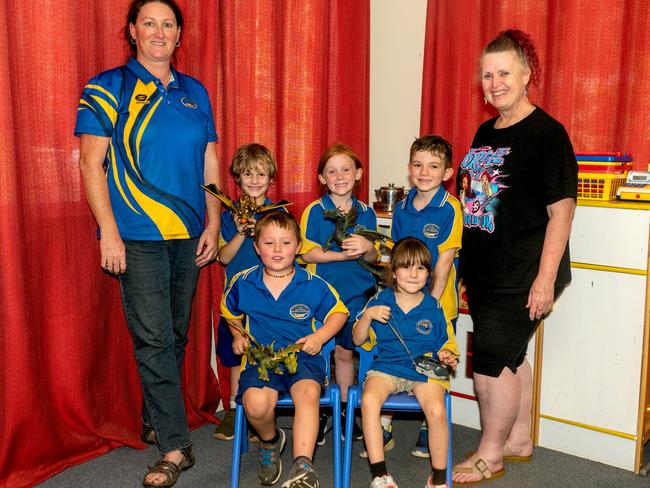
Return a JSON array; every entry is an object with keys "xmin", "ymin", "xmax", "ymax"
[{"xmin": 452, "ymin": 30, "xmax": 577, "ymax": 485}]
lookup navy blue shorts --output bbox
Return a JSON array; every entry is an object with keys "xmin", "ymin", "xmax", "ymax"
[
  {"xmin": 335, "ymin": 295, "xmax": 368, "ymax": 350},
  {"xmin": 236, "ymin": 352, "xmax": 327, "ymax": 402},
  {"xmin": 215, "ymin": 316, "xmax": 242, "ymax": 367}
]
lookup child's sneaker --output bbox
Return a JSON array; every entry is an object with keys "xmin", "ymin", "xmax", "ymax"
[
  {"xmin": 410, "ymin": 426, "xmax": 430, "ymax": 458},
  {"xmin": 370, "ymin": 474, "xmax": 398, "ymax": 488},
  {"xmin": 316, "ymin": 413, "xmax": 330, "ymax": 446},
  {"xmin": 424, "ymin": 474, "xmax": 447, "ymax": 488},
  {"xmin": 281, "ymin": 458, "xmax": 319, "ymax": 488},
  {"xmin": 213, "ymin": 409, "xmax": 236, "ymax": 440},
  {"xmin": 359, "ymin": 424, "xmax": 394, "ymax": 458},
  {"xmin": 257, "ymin": 428, "xmax": 286, "ymax": 486},
  {"xmin": 341, "ymin": 410, "xmax": 363, "ymax": 441}
]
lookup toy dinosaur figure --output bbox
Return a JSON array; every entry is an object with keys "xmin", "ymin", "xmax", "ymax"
[
  {"xmin": 322, "ymin": 206, "xmax": 392, "ymax": 281},
  {"xmin": 202, "ymin": 183, "xmax": 293, "ymax": 236},
  {"xmin": 227, "ymin": 321, "xmax": 303, "ymax": 382}
]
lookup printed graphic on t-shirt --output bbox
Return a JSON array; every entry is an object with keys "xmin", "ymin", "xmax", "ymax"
[{"xmin": 458, "ymin": 145, "xmax": 510, "ymax": 233}]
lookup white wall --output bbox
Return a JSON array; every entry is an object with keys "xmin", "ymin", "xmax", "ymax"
[{"xmin": 369, "ymin": 0, "xmax": 428, "ymax": 200}]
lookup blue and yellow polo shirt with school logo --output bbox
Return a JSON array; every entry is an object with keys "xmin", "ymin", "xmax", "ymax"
[
  {"xmin": 74, "ymin": 58, "xmax": 218, "ymax": 240},
  {"xmin": 354, "ymin": 288, "xmax": 458, "ymax": 387},
  {"xmin": 300, "ymin": 193, "xmax": 379, "ymax": 304},
  {"xmin": 390, "ymin": 187, "xmax": 462, "ymax": 319},
  {"xmin": 221, "ymin": 264, "xmax": 349, "ymax": 355}
]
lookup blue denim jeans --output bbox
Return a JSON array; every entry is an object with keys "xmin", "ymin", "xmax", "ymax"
[{"xmin": 119, "ymin": 238, "xmax": 200, "ymax": 454}]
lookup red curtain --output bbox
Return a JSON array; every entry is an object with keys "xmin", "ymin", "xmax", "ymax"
[
  {"xmin": 421, "ymin": 0, "xmax": 650, "ymax": 191},
  {"xmin": 0, "ymin": 1, "xmax": 369, "ymax": 486}
]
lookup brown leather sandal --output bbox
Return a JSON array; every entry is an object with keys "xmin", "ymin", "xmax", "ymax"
[
  {"xmin": 140, "ymin": 424, "xmax": 158, "ymax": 446},
  {"xmin": 142, "ymin": 447, "xmax": 195, "ymax": 487}
]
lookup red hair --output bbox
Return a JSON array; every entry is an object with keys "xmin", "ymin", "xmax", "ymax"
[{"xmin": 484, "ymin": 29, "xmax": 540, "ymax": 86}]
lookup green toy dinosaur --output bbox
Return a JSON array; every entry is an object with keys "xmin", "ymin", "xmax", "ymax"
[
  {"xmin": 322, "ymin": 207, "xmax": 392, "ymax": 281},
  {"xmin": 227, "ymin": 321, "xmax": 302, "ymax": 382}
]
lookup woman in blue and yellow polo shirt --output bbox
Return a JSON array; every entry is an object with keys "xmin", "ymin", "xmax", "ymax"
[{"xmin": 74, "ymin": 1, "xmax": 220, "ymax": 486}]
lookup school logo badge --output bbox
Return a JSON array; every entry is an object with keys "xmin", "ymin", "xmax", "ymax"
[
  {"xmin": 134, "ymin": 93, "xmax": 150, "ymax": 104},
  {"xmin": 290, "ymin": 304, "xmax": 311, "ymax": 320},
  {"xmin": 422, "ymin": 223, "xmax": 440, "ymax": 239},
  {"xmin": 181, "ymin": 96, "xmax": 197, "ymax": 109},
  {"xmin": 416, "ymin": 319, "xmax": 433, "ymax": 335}
]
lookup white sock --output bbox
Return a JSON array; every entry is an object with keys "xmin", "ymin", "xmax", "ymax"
[
  {"xmin": 380, "ymin": 415, "xmax": 392, "ymax": 430},
  {"xmin": 229, "ymin": 396, "xmax": 236, "ymax": 409}
]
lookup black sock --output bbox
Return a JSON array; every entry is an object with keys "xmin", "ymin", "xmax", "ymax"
[
  {"xmin": 260, "ymin": 429, "xmax": 279, "ymax": 445},
  {"xmin": 293, "ymin": 455, "xmax": 312, "ymax": 466},
  {"xmin": 431, "ymin": 467, "xmax": 447, "ymax": 485},
  {"xmin": 370, "ymin": 461, "xmax": 388, "ymax": 479}
]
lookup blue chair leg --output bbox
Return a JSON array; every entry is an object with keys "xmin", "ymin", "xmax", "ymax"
[
  {"xmin": 332, "ymin": 387, "xmax": 342, "ymax": 488},
  {"xmin": 230, "ymin": 404, "xmax": 246, "ymax": 488},
  {"xmin": 342, "ymin": 388, "xmax": 358, "ymax": 488},
  {"xmin": 446, "ymin": 392, "xmax": 453, "ymax": 488}
]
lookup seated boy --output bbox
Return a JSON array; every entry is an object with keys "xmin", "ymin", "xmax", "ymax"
[{"xmin": 221, "ymin": 212, "xmax": 348, "ymax": 488}]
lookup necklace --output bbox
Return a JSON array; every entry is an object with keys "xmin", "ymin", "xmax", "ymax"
[{"xmin": 264, "ymin": 267, "xmax": 295, "ymax": 279}]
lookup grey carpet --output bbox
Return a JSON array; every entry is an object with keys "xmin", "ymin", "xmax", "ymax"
[{"xmin": 38, "ymin": 413, "xmax": 650, "ymax": 487}]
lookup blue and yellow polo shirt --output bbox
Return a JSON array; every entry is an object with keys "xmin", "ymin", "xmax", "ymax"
[
  {"xmin": 74, "ymin": 58, "xmax": 218, "ymax": 240},
  {"xmin": 390, "ymin": 187, "xmax": 462, "ymax": 319},
  {"xmin": 300, "ymin": 193, "xmax": 378, "ymax": 304},
  {"xmin": 354, "ymin": 288, "xmax": 458, "ymax": 386},
  {"xmin": 221, "ymin": 264, "xmax": 349, "ymax": 353}
]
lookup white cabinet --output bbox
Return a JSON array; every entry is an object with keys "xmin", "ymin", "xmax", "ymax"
[{"xmin": 538, "ymin": 201, "xmax": 650, "ymax": 471}]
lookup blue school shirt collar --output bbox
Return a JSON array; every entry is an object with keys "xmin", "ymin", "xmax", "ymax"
[
  {"xmin": 377, "ymin": 287, "xmax": 437, "ymax": 316},
  {"xmin": 402, "ymin": 186, "xmax": 447, "ymax": 211},
  {"xmin": 126, "ymin": 57, "xmax": 181, "ymax": 90},
  {"xmin": 250, "ymin": 261, "xmax": 310, "ymax": 292},
  {"xmin": 320, "ymin": 192, "xmax": 360, "ymax": 211}
]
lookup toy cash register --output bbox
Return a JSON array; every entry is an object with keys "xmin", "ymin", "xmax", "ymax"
[{"xmin": 616, "ymin": 171, "xmax": 650, "ymax": 202}]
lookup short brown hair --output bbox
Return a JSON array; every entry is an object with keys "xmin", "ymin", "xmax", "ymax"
[
  {"xmin": 409, "ymin": 135, "xmax": 452, "ymax": 169},
  {"xmin": 230, "ymin": 143, "xmax": 278, "ymax": 182},
  {"xmin": 384, "ymin": 237, "xmax": 433, "ymax": 290},
  {"xmin": 254, "ymin": 211, "xmax": 301, "ymax": 245}
]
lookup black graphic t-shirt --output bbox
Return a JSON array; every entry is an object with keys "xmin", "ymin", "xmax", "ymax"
[{"xmin": 457, "ymin": 107, "xmax": 578, "ymax": 294}]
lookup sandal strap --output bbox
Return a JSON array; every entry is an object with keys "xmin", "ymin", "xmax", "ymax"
[
  {"xmin": 474, "ymin": 458, "xmax": 493, "ymax": 479},
  {"xmin": 145, "ymin": 460, "xmax": 180, "ymax": 486},
  {"xmin": 178, "ymin": 447, "xmax": 195, "ymax": 470}
]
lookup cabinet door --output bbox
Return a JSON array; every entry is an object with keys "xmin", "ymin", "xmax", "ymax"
[
  {"xmin": 570, "ymin": 206, "xmax": 649, "ymax": 270},
  {"xmin": 540, "ymin": 267, "xmax": 646, "ymax": 434}
]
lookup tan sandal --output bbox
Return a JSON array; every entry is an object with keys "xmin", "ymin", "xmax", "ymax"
[
  {"xmin": 142, "ymin": 447, "xmax": 194, "ymax": 487},
  {"xmin": 452, "ymin": 454, "xmax": 505, "ymax": 486},
  {"xmin": 465, "ymin": 449, "xmax": 532, "ymax": 463}
]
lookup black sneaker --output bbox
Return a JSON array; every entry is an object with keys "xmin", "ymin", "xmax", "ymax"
[
  {"xmin": 410, "ymin": 426, "xmax": 430, "ymax": 458},
  {"xmin": 341, "ymin": 410, "xmax": 363, "ymax": 441},
  {"xmin": 257, "ymin": 428, "xmax": 286, "ymax": 486},
  {"xmin": 316, "ymin": 413, "xmax": 329, "ymax": 446},
  {"xmin": 281, "ymin": 458, "xmax": 319, "ymax": 488}
]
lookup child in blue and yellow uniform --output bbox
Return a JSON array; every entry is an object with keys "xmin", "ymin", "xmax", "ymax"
[
  {"xmin": 214, "ymin": 143, "xmax": 283, "ymax": 441},
  {"xmin": 388, "ymin": 135, "xmax": 463, "ymax": 457},
  {"xmin": 300, "ymin": 143, "xmax": 379, "ymax": 442},
  {"xmin": 221, "ymin": 212, "xmax": 348, "ymax": 488},
  {"xmin": 354, "ymin": 238, "xmax": 459, "ymax": 488}
]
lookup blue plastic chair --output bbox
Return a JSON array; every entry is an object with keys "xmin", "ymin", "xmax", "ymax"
[
  {"xmin": 342, "ymin": 346, "xmax": 453, "ymax": 487},
  {"xmin": 230, "ymin": 339, "xmax": 341, "ymax": 488}
]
